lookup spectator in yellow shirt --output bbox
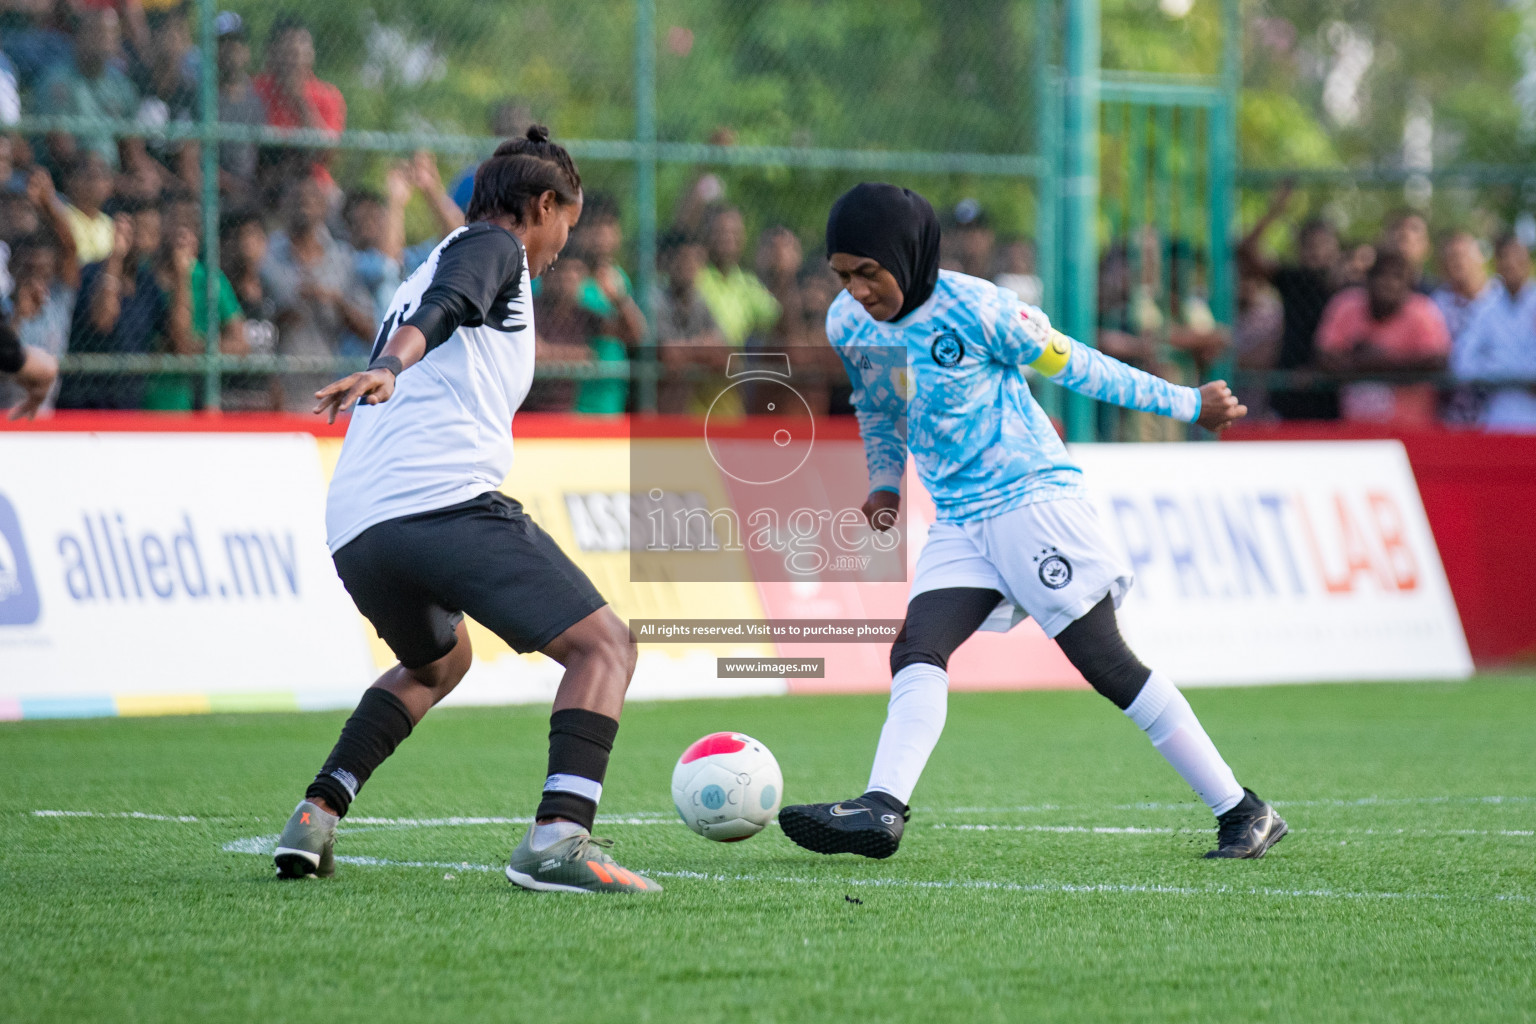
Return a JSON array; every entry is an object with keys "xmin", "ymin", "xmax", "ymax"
[
  {"xmin": 694, "ymin": 205, "xmax": 778, "ymax": 347},
  {"xmin": 56, "ymin": 153, "xmax": 116, "ymax": 266}
]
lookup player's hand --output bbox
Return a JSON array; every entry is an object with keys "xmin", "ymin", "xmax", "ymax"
[
  {"xmin": 862, "ymin": 489, "xmax": 901, "ymax": 532},
  {"xmin": 1196, "ymin": 379, "xmax": 1247, "ymax": 434},
  {"xmin": 313, "ymin": 368, "xmax": 396, "ymax": 424}
]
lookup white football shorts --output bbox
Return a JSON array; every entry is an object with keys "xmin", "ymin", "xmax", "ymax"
[{"xmin": 909, "ymin": 498, "xmax": 1132, "ymax": 639}]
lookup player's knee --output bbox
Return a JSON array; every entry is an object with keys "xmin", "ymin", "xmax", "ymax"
[
  {"xmin": 1080, "ymin": 649, "xmax": 1150, "ymax": 708},
  {"xmin": 890, "ymin": 638, "xmax": 947, "ymax": 675},
  {"xmin": 1056, "ymin": 624, "xmax": 1148, "ymax": 710},
  {"xmin": 616, "ymin": 626, "xmax": 639, "ymax": 681},
  {"xmin": 407, "ymin": 630, "xmax": 472, "ymax": 694},
  {"xmin": 1053, "ymin": 596, "xmax": 1153, "ymax": 710},
  {"xmin": 583, "ymin": 616, "xmax": 637, "ymax": 682},
  {"xmin": 443, "ymin": 632, "xmax": 474, "ymax": 683}
]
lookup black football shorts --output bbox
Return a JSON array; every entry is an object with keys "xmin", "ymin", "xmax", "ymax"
[{"xmin": 332, "ymin": 491, "xmax": 608, "ymax": 669}]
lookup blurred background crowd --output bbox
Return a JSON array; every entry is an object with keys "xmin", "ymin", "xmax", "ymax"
[{"xmin": 0, "ymin": 0, "xmax": 1532, "ymax": 434}]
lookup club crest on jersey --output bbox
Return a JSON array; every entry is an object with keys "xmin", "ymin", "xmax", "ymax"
[
  {"xmin": 1033, "ymin": 547, "xmax": 1072, "ymax": 590},
  {"xmin": 931, "ymin": 332, "xmax": 965, "ymax": 368}
]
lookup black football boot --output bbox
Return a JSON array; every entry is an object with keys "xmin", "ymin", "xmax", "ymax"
[
  {"xmin": 1205, "ymin": 788, "xmax": 1288, "ymax": 859},
  {"xmin": 778, "ymin": 791, "xmax": 910, "ymax": 859}
]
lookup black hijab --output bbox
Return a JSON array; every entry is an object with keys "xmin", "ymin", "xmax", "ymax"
[{"xmin": 825, "ymin": 183, "xmax": 941, "ymax": 323}]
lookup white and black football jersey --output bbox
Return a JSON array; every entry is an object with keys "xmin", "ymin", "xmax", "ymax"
[{"xmin": 325, "ymin": 223, "xmax": 535, "ymax": 552}]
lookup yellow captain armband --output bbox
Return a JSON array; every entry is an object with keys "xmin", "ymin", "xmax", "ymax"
[{"xmin": 1027, "ymin": 330, "xmax": 1074, "ymax": 378}]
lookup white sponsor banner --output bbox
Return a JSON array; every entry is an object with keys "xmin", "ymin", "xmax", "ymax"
[
  {"xmin": 1071, "ymin": 441, "xmax": 1473, "ymax": 685},
  {"xmin": 0, "ymin": 434, "xmax": 1469, "ymax": 709},
  {"xmin": 0, "ymin": 434, "xmax": 373, "ymax": 699}
]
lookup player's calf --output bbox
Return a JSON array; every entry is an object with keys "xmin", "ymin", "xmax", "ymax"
[{"xmin": 505, "ymin": 609, "xmax": 651, "ymax": 894}]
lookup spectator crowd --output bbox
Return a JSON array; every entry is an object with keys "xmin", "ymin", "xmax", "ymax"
[
  {"xmin": 0, "ymin": 3, "xmax": 1530, "ymax": 432},
  {"xmin": 0, "ymin": 3, "xmax": 487, "ymax": 413},
  {"xmin": 1235, "ymin": 184, "xmax": 1536, "ymax": 432}
]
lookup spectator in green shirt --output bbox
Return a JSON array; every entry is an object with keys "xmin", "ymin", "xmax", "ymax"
[
  {"xmin": 694, "ymin": 204, "xmax": 778, "ymax": 348},
  {"xmin": 570, "ymin": 194, "xmax": 643, "ymax": 414},
  {"xmin": 142, "ymin": 214, "xmax": 247, "ymax": 411}
]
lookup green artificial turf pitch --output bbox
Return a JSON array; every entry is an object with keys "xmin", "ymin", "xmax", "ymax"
[{"xmin": 2, "ymin": 677, "xmax": 1533, "ymax": 1023}]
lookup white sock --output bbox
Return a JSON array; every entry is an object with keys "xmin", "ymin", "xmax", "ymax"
[
  {"xmin": 529, "ymin": 819, "xmax": 586, "ymax": 850},
  {"xmin": 1123, "ymin": 671, "xmax": 1244, "ymax": 816},
  {"xmin": 866, "ymin": 663, "xmax": 949, "ymax": 806}
]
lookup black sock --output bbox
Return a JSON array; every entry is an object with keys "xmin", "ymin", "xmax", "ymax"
[
  {"xmin": 1219, "ymin": 788, "xmax": 1261, "ymax": 820},
  {"xmin": 534, "ymin": 708, "xmax": 619, "ymax": 832},
  {"xmin": 305, "ymin": 688, "xmax": 414, "ymax": 818}
]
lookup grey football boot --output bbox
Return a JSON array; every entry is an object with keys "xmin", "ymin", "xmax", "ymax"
[
  {"xmin": 505, "ymin": 826, "xmax": 662, "ymax": 894},
  {"xmin": 273, "ymin": 800, "xmax": 338, "ymax": 879}
]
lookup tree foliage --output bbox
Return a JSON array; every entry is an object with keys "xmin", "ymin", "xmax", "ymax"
[{"xmin": 218, "ymin": 0, "xmax": 1534, "ymax": 241}]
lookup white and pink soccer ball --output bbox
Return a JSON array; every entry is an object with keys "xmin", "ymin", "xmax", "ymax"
[{"xmin": 670, "ymin": 732, "xmax": 783, "ymax": 841}]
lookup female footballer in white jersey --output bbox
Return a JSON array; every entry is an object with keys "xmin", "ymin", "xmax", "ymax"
[
  {"xmin": 271, "ymin": 127, "xmax": 658, "ymax": 894},
  {"xmin": 778, "ymin": 184, "xmax": 1287, "ymax": 861}
]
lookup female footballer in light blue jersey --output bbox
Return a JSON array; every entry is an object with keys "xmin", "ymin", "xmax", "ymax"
[{"xmin": 778, "ymin": 183, "xmax": 1287, "ymax": 861}]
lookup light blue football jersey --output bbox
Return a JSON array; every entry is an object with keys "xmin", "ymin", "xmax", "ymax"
[{"xmin": 829, "ymin": 270, "xmax": 1201, "ymax": 522}]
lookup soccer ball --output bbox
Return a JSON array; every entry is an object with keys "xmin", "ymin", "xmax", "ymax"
[{"xmin": 671, "ymin": 732, "xmax": 783, "ymax": 841}]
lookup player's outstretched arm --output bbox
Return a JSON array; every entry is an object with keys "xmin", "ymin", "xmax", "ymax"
[
  {"xmin": 1026, "ymin": 327, "xmax": 1224, "ymax": 426},
  {"xmin": 315, "ymin": 223, "xmax": 521, "ymax": 423},
  {"xmin": 313, "ymin": 324, "xmax": 427, "ymax": 424}
]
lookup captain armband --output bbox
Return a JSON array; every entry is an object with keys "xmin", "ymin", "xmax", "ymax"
[{"xmin": 1027, "ymin": 330, "xmax": 1074, "ymax": 378}]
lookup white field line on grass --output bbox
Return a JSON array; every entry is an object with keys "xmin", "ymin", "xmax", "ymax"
[
  {"xmin": 310, "ymin": 814, "xmax": 678, "ymax": 838},
  {"xmin": 940, "ymin": 824, "xmax": 1179, "ymax": 835},
  {"xmin": 28, "ymin": 809, "xmax": 1533, "ymax": 904},
  {"xmin": 935, "ymin": 824, "xmax": 1536, "ymax": 838},
  {"xmin": 1124, "ymin": 795, "xmax": 1536, "ymax": 812},
  {"xmin": 644, "ymin": 870, "xmax": 1536, "ymax": 904},
  {"xmin": 215, "ymin": 821, "xmax": 1534, "ymax": 856},
  {"xmin": 211, "ymin": 841, "xmax": 1536, "ymax": 905},
  {"xmin": 32, "ymin": 808, "xmax": 1536, "ymax": 843},
  {"xmin": 31, "ymin": 809, "xmax": 201, "ymax": 822},
  {"xmin": 940, "ymin": 794, "xmax": 1536, "ymax": 815},
  {"xmin": 28, "ymin": 810, "xmax": 675, "ymax": 829}
]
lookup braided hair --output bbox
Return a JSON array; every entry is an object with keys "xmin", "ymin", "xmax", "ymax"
[{"xmin": 465, "ymin": 124, "xmax": 583, "ymax": 225}]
